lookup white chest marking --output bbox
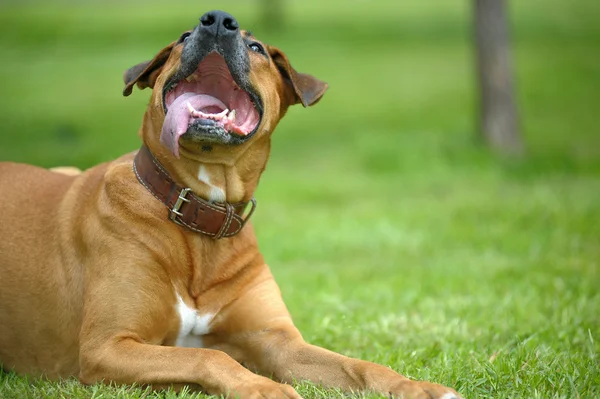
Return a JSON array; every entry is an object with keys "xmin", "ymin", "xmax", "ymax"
[
  {"xmin": 197, "ymin": 165, "xmax": 226, "ymax": 202},
  {"xmin": 175, "ymin": 295, "xmax": 214, "ymax": 348}
]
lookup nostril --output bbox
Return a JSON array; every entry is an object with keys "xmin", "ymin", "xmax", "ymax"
[
  {"xmin": 223, "ymin": 17, "xmax": 238, "ymax": 31},
  {"xmin": 200, "ymin": 14, "xmax": 215, "ymax": 27}
]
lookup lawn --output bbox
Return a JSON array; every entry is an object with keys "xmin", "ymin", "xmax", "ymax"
[{"xmin": 0, "ymin": 0, "xmax": 599, "ymax": 398}]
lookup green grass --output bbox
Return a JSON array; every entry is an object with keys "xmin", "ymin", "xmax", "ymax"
[{"xmin": 1, "ymin": 0, "xmax": 599, "ymax": 398}]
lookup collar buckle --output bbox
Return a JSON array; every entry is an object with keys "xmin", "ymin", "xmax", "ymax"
[{"xmin": 168, "ymin": 187, "xmax": 192, "ymax": 226}]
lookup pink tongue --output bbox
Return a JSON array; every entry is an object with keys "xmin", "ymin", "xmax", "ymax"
[{"xmin": 160, "ymin": 93, "xmax": 228, "ymax": 158}]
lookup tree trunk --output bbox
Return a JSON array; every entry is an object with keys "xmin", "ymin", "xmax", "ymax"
[
  {"xmin": 261, "ymin": 0, "xmax": 284, "ymax": 32},
  {"xmin": 474, "ymin": 0, "xmax": 523, "ymax": 154}
]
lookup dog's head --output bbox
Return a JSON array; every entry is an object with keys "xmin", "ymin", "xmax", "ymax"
[{"xmin": 124, "ymin": 10, "xmax": 327, "ymax": 160}]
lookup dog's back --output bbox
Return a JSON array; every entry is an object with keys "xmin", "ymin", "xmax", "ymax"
[{"xmin": 0, "ymin": 163, "xmax": 84, "ymax": 378}]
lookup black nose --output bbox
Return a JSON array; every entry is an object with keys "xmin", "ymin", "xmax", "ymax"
[{"xmin": 199, "ymin": 11, "xmax": 239, "ymax": 37}]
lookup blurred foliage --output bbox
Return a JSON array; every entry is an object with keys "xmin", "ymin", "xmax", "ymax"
[{"xmin": 0, "ymin": 0, "xmax": 598, "ymax": 174}]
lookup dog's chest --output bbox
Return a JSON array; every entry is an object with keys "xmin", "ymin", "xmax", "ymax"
[{"xmin": 175, "ymin": 295, "xmax": 214, "ymax": 348}]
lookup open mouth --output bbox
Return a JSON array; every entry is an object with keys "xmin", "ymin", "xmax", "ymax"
[{"xmin": 160, "ymin": 52, "xmax": 262, "ymax": 156}]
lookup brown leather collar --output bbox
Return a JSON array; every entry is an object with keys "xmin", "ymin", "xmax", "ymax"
[{"xmin": 132, "ymin": 145, "xmax": 256, "ymax": 239}]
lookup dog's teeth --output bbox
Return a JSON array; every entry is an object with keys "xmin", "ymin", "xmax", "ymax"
[
  {"xmin": 215, "ymin": 109, "xmax": 229, "ymax": 119},
  {"xmin": 186, "ymin": 102, "xmax": 197, "ymax": 115},
  {"xmin": 185, "ymin": 101, "xmax": 196, "ymax": 114},
  {"xmin": 228, "ymin": 110, "xmax": 236, "ymax": 121}
]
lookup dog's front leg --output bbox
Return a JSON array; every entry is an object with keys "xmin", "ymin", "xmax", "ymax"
[
  {"xmin": 217, "ymin": 272, "xmax": 462, "ymax": 399},
  {"xmin": 78, "ymin": 261, "xmax": 300, "ymax": 399},
  {"xmin": 265, "ymin": 341, "xmax": 461, "ymax": 399},
  {"xmin": 79, "ymin": 339, "xmax": 300, "ymax": 398}
]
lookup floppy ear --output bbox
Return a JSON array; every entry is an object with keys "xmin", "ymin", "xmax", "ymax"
[
  {"xmin": 123, "ymin": 42, "xmax": 175, "ymax": 97},
  {"xmin": 268, "ymin": 46, "xmax": 328, "ymax": 107}
]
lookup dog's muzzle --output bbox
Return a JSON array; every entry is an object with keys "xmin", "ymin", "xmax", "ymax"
[{"xmin": 160, "ymin": 11, "xmax": 263, "ymax": 156}]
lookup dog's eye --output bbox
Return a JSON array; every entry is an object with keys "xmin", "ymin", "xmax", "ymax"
[
  {"xmin": 248, "ymin": 42, "xmax": 265, "ymax": 55},
  {"xmin": 178, "ymin": 32, "xmax": 191, "ymax": 44}
]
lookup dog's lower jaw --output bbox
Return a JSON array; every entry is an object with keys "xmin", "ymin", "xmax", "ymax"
[{"xmin": 182, "ymin": 127, "xmax": 236, "ymax": 145}]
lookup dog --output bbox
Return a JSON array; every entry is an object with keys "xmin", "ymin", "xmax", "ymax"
[{"xmin": 0, "ymin": 10, "xmax": 462, "ymax": 399}]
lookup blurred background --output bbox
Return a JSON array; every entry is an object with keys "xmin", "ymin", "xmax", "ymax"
[
  {"xmin": 0, "ymin": 0, "xmax": 599, "ymax": 396},
  {"xmin": 1, "ymin": 0, "xmax": 598, "ymax": 170}
]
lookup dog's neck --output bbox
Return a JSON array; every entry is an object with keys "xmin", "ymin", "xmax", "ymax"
[
  {"xmin": 170, "ymin": 160, "xmax": 256, "ymax": 203},
  {"xmin": 140, "ymin": 110, "xmax": 271, "ymax": 204}
]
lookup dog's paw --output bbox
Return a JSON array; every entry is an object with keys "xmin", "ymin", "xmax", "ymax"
[
  {"xmin": 229, "ymin": 376, "xmax": 302, "ymax": 399},
  {"xmin": 389, "ymin": 380, "xmax": 463, "ymax": 399}
]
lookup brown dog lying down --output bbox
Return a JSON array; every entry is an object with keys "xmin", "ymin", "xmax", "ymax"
[{"xmin": 0, "ymin": 10, "xmax": 462, "ymax": 399}]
